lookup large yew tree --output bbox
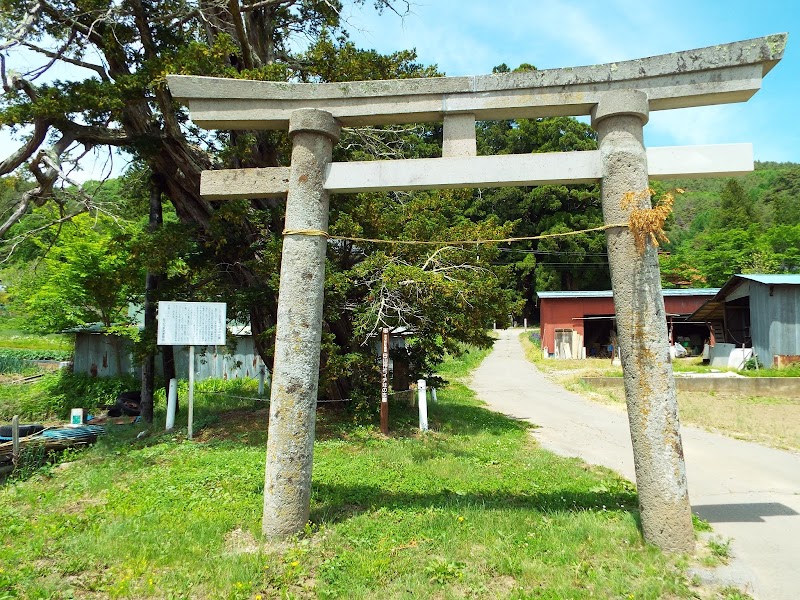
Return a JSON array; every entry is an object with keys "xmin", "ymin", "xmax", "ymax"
[{"xmin": 1, "ymin": 1, "xmax": 518, "ymax": 414}]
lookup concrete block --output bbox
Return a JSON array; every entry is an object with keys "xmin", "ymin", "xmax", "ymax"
[{"xmin": 442, "ymin": 114, "xmax": 477, "ymax": 157}]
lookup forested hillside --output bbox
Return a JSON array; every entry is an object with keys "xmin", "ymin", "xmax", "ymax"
[{"xmin": 659, "ymin": 162, "xmax": 800, "ymax": 287}]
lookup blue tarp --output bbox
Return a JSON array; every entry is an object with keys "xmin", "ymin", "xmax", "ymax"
[{"xmin": 40, "ymin": 425, "xmax": 105, "ymax": 440}]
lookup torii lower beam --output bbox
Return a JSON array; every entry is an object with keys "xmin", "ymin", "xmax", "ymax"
[{"xmin": 200, "ymin": 144, "xmax": 753, "ymax": 199}]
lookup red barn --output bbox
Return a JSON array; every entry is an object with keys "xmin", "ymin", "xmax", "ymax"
[{"xmin": 536, "ymin": 289, "xmax": 719, "ymax": 359}]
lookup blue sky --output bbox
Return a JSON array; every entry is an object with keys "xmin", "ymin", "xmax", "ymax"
[
  {"xmin": 342, "ymin": 0, "xmax": 798, "ymax": 163},
  {"xmin": 1, "ymin": 0, "xmax": 796, "ymax": 181}
]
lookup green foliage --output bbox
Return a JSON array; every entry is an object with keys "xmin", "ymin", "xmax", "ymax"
[
  {"xmin": 661, "ymin": 163, "xmax": 800, "ymax": 287},
  {"xmin": 7, "ymin": 212, "xmax": 142, "ymax": 333},
  {"xmin": 0, "ymin": 348, "xmax": 72, "ymax": 361},
  {"xmin": 715, "ymin": 179, "xmax": 755, "ymax": 230},
  {"xmin": 0, "ymin": 371, "xmax": 139, "ymax": 421},
  {"xmin": 471, "ymin": 112, "xmax": 607, "ymax": 304},
  {"xmin": 707, "ymin": 537, "xmax": 732, "ymax": 561},
  {"xmin": 324, "ymin": 183, "xmax": 521, "ymax": 393},
  {"xmin": 742, "ymin": 355, "xmax": 764, "ymax": 371},
  {"xmin": 0, "ymin": 351, "xmax": 703, "ymax": 599},
  {"xmin": 0, "ymin": 347, "xmax": 72, "ymax": 375}
]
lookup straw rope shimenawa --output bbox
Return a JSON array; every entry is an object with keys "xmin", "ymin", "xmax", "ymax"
[
  {"xmin": 623, "ymin": 188, "xmax": 682, "ymax": 255},
  {"xmin": 282, "ymin": 189, "xmax": 678, "ymax": 252}
]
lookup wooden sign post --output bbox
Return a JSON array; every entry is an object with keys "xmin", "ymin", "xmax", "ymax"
[{"xmin": 380, "ymin": 327, "xmax": 389, "ymax": 435}]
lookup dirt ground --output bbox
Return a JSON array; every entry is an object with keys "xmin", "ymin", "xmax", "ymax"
[
  {"xmin": 521, "ymin": 338, "xmax": 800, "ymax": 452},
  {"xmin": 584, "ymin": 384, "xmax": 800, "ymax": 451}
]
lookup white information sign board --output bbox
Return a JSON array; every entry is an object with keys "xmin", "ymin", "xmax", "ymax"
[
  {"xmin": 157, "ymin": 301, "xmax": 227, "ymax": 346},
  {"xmin": 157, "ymin": 301, "xmax": 227, "ymax": 441}
]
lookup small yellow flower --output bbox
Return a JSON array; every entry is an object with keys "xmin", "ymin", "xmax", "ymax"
[
  {"xmin": 291, "ymin": 560, "xmax": 300, "ymax": 567},
  {"xmin": 457, "ymin": 516, "xmax": 465, "ymax": 523}
]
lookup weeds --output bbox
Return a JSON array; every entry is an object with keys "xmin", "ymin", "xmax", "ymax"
[{"xmin": 707, "ymin": 537, "xmax": 732, "ymax": 562}]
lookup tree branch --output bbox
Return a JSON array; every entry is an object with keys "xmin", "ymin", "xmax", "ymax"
[
  {"xmin": 0, "ymin": 119, "xmax": 49, "ymax": 175},
  {"xmin": 38, "ymin": 1, "xmax": 106, "ymax": 48},
  {"xmin": 228, "ymin": 0, "xmax": 256, "ymax": 69},
  {"xmin": 240, "ymin": 0, "xmax": 297, "ymax": 12},
  {"xmin": 0, "ymin": 209, "xmax": 89, "ymax": 263},
  {"xmin": 0, "ymin": 1, "xmax": 43, "ymax": 53},
  {"xmin": 21, "ymin": 39, "xmax": 110, "ymax": 81},
  {"xmin": 67, "ymin": 123, "xmax": 134, "ymax": 147}
]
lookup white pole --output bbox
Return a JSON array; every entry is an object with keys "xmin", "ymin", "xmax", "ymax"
[
  {"xmin": 417, "ymin": 379, "xmax": 428, "ymax": 432},
  {"xmin": 188, "ymin": 345, "xmax": 195, "ymax": 440},
  {"xmin": 431, "ymin": 387, "xmax": 438, "ymax": 403},
  {"xmin": 258, "ymin": 363, "xmax": 266, "ymax": 396},
  {"xmin": 11, "ymin": 415, "xmax": 19, "ymax": 465},
  {"xmin": 524, "ymin": 318, "xmax": 528, "ymax": 331},
  {"xmin": 166, "ymin": 378, "xmax": 177, "ymax": 431}
]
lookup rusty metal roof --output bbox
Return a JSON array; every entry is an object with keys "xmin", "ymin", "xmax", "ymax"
[{"xmin": 536, "ymin": 288, "xmax": 719, "ymax": 300}]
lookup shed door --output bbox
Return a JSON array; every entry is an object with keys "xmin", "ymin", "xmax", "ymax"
[{"xmin": 555, "ymin": 328, "xmax": 574, "ymax": 359}]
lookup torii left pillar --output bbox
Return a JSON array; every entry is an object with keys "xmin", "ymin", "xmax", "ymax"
[{"xmin": 262, "ymin": 109, "xmax": 340, "ymax": 539}]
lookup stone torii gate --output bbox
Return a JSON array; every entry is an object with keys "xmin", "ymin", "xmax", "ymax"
[{"xmin": 167, "ymin": 33, "xmax": 786, "ymax": 551}]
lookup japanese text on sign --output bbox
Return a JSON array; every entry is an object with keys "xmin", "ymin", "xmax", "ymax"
[
  {"xmin": 381, "ymin": 328, "xmax": 389, "ymax": 404},
  {"xmin": 157, "ymin": 301, "xmax": 227, "ymax": 346}
]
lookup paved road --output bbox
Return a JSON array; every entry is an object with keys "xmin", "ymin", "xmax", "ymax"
[{"xmin": 470, "ymin": 329, "xmax": 800, "ymax": 600}]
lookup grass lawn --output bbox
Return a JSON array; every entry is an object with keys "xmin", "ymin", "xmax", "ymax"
[
  {"xmin": 520, "ymin": 332, "xmax": 800, "ymax": 451},
  {"xmin": 0, "ymin": 329, "xmax": 72, "ymax": 353},
  {"xmin": 1, "ymin": 347, "xmax": 736, "ymax": 599}
]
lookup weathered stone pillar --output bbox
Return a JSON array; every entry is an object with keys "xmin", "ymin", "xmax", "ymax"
[
  {"xmin": 591, "ymin": 90, "xmax": 694, "ymax": 552},
  {"xmin": 262, "ymin": 109, "xmax": 340, "ymax": 539}
]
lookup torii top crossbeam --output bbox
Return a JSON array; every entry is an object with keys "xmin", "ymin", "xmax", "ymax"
[{"xmin": 168, "ymin": 34, "xmax": 785, "ymax": 130}]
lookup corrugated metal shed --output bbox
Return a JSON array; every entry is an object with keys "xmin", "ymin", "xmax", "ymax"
[
  {"xmin": 72, "ymin": 329, "xmax": 267, "ymax": 380},
  {"xmin": 748, "ymin": 278, "xmax": 800, "ymax": 366},
  {"xmin": 735, "ymin": 274, "xmax": 800, "ymax": 286},
  {"xmin": 688, "ymin": 274, "xmax": 800, "ymax": 366}
]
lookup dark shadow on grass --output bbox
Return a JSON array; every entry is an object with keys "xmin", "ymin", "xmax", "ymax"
[
  {"xmin": 181, "ymin": 397, "xmax": 531, "ymax": 448},
  {"xmin": 309, "ymin": 482, "xmax": 639, "ymax": 525}
]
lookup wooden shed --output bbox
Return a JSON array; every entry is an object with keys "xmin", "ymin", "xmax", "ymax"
[{"xmin": 537, "ymin": 288, "xmax": 719, "ymax": 359}]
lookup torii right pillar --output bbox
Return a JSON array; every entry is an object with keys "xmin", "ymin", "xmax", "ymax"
[{"xmin": 592, "ymin": 90, "xmax": 694, "ymax": 552}]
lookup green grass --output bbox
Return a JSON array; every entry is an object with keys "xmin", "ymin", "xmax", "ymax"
[
  {"xmin": 1, "ymin": 352, "xmax": 715, "ymax": 599},
  {"xmin": 739, "ymin": 364, "xmax": 800, "ymax": 377},
  {"xmin": 0, "ymin": 328, "xmax": 72, "ymax": 353},
  {"xmin": 0, "ymin": 372, "xmax": 141, "ymax": 422}
]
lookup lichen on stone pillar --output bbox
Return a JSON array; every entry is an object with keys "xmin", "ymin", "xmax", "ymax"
[
  {"xmin": 592, "ymin": 90, "xmax": 695, "ymax": 552},
  {"xmin": 262, "ymin": 109, "xmax": 340, "ymax": 540}
]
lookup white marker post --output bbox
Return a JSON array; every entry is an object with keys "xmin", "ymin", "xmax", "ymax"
[
  {"xmin": 11, "ymin": 415, "xmax": 19, "ymax": 465},
  {"xmin": 166, "ymin": 378, "xmax": 177, "ymax": 431},
  {"xmin": 157, "ymin": 301, "xmax": 227, "ymax": 440},
  {"xmin": 417, "ymin": 379, "xmax": 428, "ymax": 432},
  {"xmin": 258, "ymin": 363, "xmax": 266, "ymax": 396},
  {"xmin": 380, "ymin": 328, "xmax": 389, "ymax": 435}
]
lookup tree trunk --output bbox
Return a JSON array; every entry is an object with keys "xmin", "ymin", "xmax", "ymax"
[
  {"xmin": 139, "ymin": 174, "xmax": 165, "ymax": 424},
  {"xmin": 162, "ymin": 345, "xmax": 177, "ymax": 413}
]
